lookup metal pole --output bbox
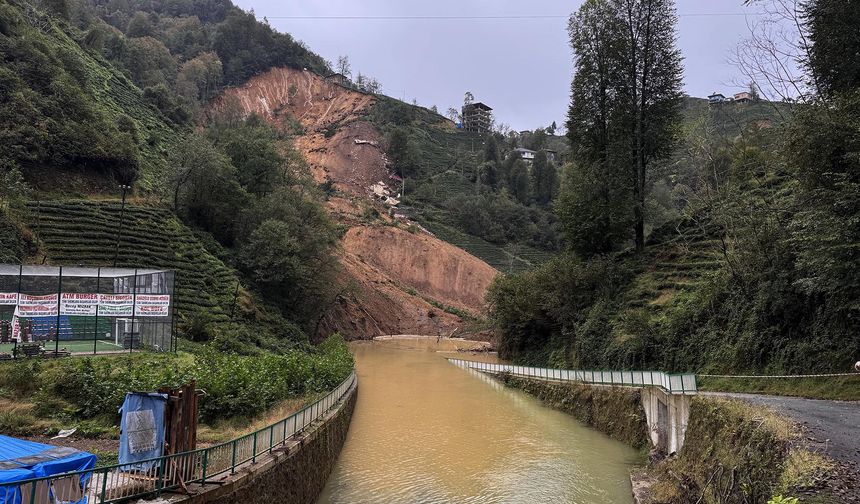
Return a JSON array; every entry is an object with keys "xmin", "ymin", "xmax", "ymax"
[
  {"xmin": 229, "ymin": 280, "xmax": 240, "ymax": 321},
  {"xmin": 130, "ymin": 268, "xmax": 137, "ymax": 354},
  {"xmin": 93, "ymin": 267, "xmax": 101, "ymax": 355},
  {"xmin": 113, "ymin": 185, "xmax": 130, "ymax": 267},
  {"xmin": 15, "ymin": 264, "xmax": 21, "ymax": 349},
  {"xmin": 170, "ymin": 271, "xmax": 176, "ymax": 353},
  {"xmin": 55, "ymin": 266, "xmax": 62, "ymax": 355}
]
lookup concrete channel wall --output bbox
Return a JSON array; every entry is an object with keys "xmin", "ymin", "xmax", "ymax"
[
  {"xmin": 171, "ymin": 382, "xmax": 357, "ymax": 504},
  {"xmin": 457, "ymin": 359, "xmax": 693, "ymax": 454}
]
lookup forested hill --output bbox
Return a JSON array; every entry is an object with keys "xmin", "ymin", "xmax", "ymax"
[
  {"xmin": 0, "ymin": 0, "xmax": 345, "ymax": 350},
  {"xmin": 0, "ymin": 0, "xmax": 329, "ymax": 193},
  {"xmin": 489, "ymin": 0, "xmax": 860, "ymax": 376}
]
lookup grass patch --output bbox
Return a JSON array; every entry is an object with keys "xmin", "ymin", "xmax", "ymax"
[
  {"xmin": 698, "ymin": 375, "xmax": 860, "ymax": 401},
  {"xmin": 778, "ymin": 449, "xmax": 835, "ymax": 494},
  {"xmin": 650, "ymin": 396, "xmax": 800, "ymax": 504}
]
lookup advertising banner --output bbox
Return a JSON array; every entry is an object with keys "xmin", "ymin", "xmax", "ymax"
[
  {"xmin": 0, "ymin": 293, "xmax": 17, "ymax": 305},
  {"xmin": 134, "ymin": 295, "xmax": 171, "ymax": 317},
  {"xmin": 60, "ymin": 293, "xmax": 99, "ymax": 316},
  {"xmin": 98, "ymin": 294, "xmax": 134, "ymax": 317},
  {"xmin": 11, "ymin": 307, "xmax": 19, "ymax": 341},
  {"xmin": 17, "ymin": 294, "xmax": 58, "ymax": 317}
]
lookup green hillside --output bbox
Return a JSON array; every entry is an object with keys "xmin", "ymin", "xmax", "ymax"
[
  {"xmin": 367, "ymin": 97, "xmax": 562, "ymax": 271},
  {"xmin": 25, "ymin": 200, "xmax": 235, "ymax": 321},
  {"xmin": 0, "ymin": 0, "xmax": 179, "ymax": 192}
]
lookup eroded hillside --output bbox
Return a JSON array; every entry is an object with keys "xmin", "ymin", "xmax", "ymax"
[{"xmin": 209, "ymin": 67, "xmax": 498, "ymax": 339}]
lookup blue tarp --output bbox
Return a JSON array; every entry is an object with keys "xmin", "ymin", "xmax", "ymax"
[
  {"xmin": 119, "ymin": 392, "xmax": 167, "ymax": 472},
  {"xmin": 0, "ymin": 435, "xmax": 96, "ymax": 504}
]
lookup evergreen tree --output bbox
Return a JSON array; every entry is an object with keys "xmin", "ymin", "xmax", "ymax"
[
  {"xmin": 483, "ymin": 135, "xmax": 500, "ymax": 164},
  {"xmin": 531, "ymin": 151, "xmax": 558, "ymax": 206},
  {"xmin": 561, "ymin": 0, "xmax": 682, "ymax": 254},
  {"xmin": 387, "ymin": 128, "xmax": 420, "ymax": 178},
  {"xmin": 561, "ymin": 0, "xmax": 632, "ymax": 256},
  {"xmin": 804, "ymin": 0, "xmax": 860, "ymax": 97},
  {"xmin": 616, "ymin": 0, "xmax": 684, "ymax": 251},
  {"xmin": 508, "ymin": 159, "xmax": 530, "ymax": 204}
]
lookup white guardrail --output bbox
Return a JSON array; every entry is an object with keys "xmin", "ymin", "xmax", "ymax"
[{"xmin": 447, "ymin": 358, "xmax": 697, "ymax": 395}]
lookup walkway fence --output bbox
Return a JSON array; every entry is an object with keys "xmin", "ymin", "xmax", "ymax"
[
  {"xmin": 0, "ymin": 370, "xmax": 357, "ymax": 504},
  {"xmin": 447, "ymin": 358, "xmax": 697, "ymax": 395}
]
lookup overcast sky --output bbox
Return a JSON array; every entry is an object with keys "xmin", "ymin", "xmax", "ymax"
[{"xmin": 234, "ymin": 0, "xmax": 767, "ymax": 131}]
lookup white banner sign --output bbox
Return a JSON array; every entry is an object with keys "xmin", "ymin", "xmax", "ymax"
[
  {"xmin": 134, "ymin": 294, "xmax": 171, "ymax": 317},
  {"xmin": 4, "ymin": 292, "xmax": 171, "ymax": 318},
  {"xmin": 60, "ymin": 293, "xmax": 99, "ymax": 316},
  {"xmin": 11, "ymin": 307, "xmax": 19, "ymax": 341},
  {"xmin": 97, "ymin": 294, "xmax": 134, "ymax": 317},
  {"xmin": 17, "ymin": 294, "xmax": 58, "ymax": 317}
]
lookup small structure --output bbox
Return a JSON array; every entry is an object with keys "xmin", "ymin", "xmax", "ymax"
[
  {"xmin": 545, "ymin": 149, "xmax": 558, "ymax": 163},
  {"xmin": 733, "ymin": 91, "xmax": 753, "ymax": 103},
  {"xmin": 514, "ymin": 147, "xmax": 536, "ymax": 163},
  {"xmin": 324, "ymin": 73, "xmax": 350, "ymax": 87},
  {"xmin": 708, "ymin": 92, "xmax": 726, "ymax": 105},
  {"xmin": 461, "ymin": 102, "xmax": 493, "ymax": 133},
  {"xmin": 0, "ymin": 265, "xmax": 176, "ymax": 356},
  {"xmin": 0, "ymin": 435, "xmax": 96, "ymax": 503}
]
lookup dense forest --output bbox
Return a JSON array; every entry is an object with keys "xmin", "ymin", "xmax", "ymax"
[
  {"xmin": 489, "ymin": 0, "xmax": 860, "ymax": 374},
  {"xmin": 0, "ymin": 0, "xmax": 340, "ymax": 350}
]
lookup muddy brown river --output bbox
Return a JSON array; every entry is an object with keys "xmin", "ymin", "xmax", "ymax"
[{"xmin": 317, "ymin": 338, "xmax": 642, "ymax": 504}]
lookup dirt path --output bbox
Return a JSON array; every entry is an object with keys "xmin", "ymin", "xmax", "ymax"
[{"xmin": 701, "ymin": 392, "xmax": 860, "ymax": 465}]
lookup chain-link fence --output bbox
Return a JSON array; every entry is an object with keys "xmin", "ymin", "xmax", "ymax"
[{"xmin": 0, "ymin": 265, "xmax": 176, "ymax": 358}]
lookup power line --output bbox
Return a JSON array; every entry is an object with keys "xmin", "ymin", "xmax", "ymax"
[{"xmin": 260, "ymin": 13, "xmax": 765, "ymax": 20}]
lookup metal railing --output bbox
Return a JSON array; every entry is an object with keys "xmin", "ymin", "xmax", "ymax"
[
  {"xmin": 0, "ymin": 370, "xmax": 357, "ymax": 503},
  {"xmin": 448, "ymin": 358, "xmax": 697, "ymax": 394}
]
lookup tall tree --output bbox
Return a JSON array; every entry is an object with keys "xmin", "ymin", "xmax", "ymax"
[
  {"xmin": 336, "ymin": 55, "xmax": 351, "ymax": 79},
  {"xmin": 483, "ymin": 135, "xmax": 500, "ymax": 164},
  {"xmin": 804, "ymin": 0, "xmax": 860, "ymax": 97},
  {"xmin": 616, "ymin": 0, "xmax": 684, "ymax": 251},
  {"xmin": 531, "ymin": 151, "xmax": 558, "ymax": 206},
  {"xmin": 562, "ymin": 0, "xmax": 632, "ymax": 256}
]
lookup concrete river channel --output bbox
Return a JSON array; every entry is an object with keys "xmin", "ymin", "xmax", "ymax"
[{"xmin": 317, "ymin": 337, "xmax": 642, "ymax": 504}]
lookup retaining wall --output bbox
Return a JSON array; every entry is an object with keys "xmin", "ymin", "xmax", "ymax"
[{"xmin": 173, "ymin": 383, "xmax": 357, "ymax": 504}]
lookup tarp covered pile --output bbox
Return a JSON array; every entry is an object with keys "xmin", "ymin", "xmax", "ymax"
[{"xmin": 0, "ymin": 435, "xmax": 96, "ymax": 504}]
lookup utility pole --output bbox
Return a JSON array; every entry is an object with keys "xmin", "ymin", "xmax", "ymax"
[{"xmin": 113, "ymin": 184, "xmax": 132, "ymax": 267}]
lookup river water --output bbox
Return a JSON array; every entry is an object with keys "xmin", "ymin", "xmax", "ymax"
[{"xmin": 317, "ymin": 338, "xmax": 642, "ymax": 504}]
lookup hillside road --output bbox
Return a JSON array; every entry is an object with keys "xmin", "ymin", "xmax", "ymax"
[{"xmin": 701, "ymin": 391, "xmax": 860, "ymax": 466}]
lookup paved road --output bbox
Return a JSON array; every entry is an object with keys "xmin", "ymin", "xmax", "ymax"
[{"xmin": 701, "ymin": 392, "xmax": 860, "ymax": 466}]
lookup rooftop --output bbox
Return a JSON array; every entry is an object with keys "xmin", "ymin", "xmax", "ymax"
[{"xmin": 463, "ymin": 102, "xmax": 493, "ymax": 112}]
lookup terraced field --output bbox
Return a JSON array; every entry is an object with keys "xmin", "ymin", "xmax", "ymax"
[
  {"xmin": 24, "ymin": 200, "xmax": 238, "ymax": 323},
  {"xmin": 620, "ymin": 214, "xmax": 725, "ymax": 312},
  {"xmin": 415, "ymin": 218, "xmax": 552, "ymax": 273}
]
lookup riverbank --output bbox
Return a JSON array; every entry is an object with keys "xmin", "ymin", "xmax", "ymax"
[
  {"xmin": 495, "ymin": 374, "xmax": 853, "ymax": 504},
  {"xmin": 319, "ymin": 339, "xmax": 640, "ymax": 503}
]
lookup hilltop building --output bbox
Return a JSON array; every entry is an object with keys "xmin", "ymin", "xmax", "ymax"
[
  {"xmin": 513, "ymin": 148, "xmax": 558, "ymax": 165},
  {"xmin": 514, "ymin": 147, "xmax": 536, "ymax": 162},
  {"xmin": 733, "ymin": 91, "xmax": 753, "ymax": 103},
  {"xmin": 461, "ymin": 102, "xmax": 493, "ymax": 133},
  {"xmin": 708, "ymin": 92, "xmax": 727, "ymax": 105}
]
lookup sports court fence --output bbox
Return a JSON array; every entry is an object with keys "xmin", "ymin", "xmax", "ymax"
[
  {"xmin": 447, "ymin": 358, "xmax": 698, "ymax": 394},
  {"xmin": 0, "ymin": 265, "xmax": 176, "ymax": 358},
  {"xmin": 0, "ymin": 370, "xmax": 357, "ymax": 503}
]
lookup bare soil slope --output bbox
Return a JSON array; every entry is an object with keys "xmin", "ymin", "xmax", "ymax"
[{"xmin": 209, "ymin": 68, "xmax": 498, "ymax": 339}]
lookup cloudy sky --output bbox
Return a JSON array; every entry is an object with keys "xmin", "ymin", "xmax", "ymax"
[{"xmin": 234, "ymin": 0, "xmax": 768, "ymax": 131}]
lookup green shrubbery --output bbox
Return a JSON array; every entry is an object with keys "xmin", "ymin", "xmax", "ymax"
[{"xmin": 0, "ymin": 335, "xmax": 353, "ymax": 427}]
